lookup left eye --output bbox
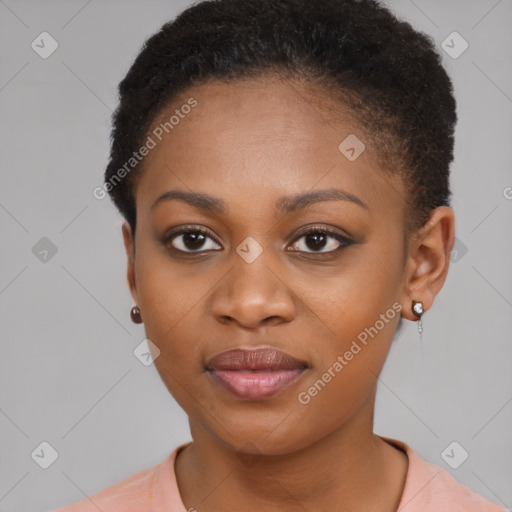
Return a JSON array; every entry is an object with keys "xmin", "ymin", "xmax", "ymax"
[
  {"xmin": 166, "ymin": 228, "xmax": 222, "ymax": 253},
  {"xmin": 288, "ymin": 229, "xmax": 351, "ymax": 253}
]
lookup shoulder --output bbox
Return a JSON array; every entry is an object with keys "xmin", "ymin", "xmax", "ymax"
[
  {"xmin": 52, "ymin": 463, "xmax": 160, "ymax": 512},
  {"xmin": 380, "ymin": 436, "xmax": 508, "ymax": 512},
  {"xmin": 52, "ymin": 443, "xmax": 191, "ymax": 512}
]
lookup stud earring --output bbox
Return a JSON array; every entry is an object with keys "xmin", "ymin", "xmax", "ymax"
[
  {"xmin": 130, "ymin": 305, "xmax": 143, "ymax": 324},
  {"xmin": 411, "ymin": 300, "xmax": 424, "ymax": 340}
]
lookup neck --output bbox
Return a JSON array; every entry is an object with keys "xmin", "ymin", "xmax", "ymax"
[{"xmin": 175, "ymin": 395, "xmax": 408, "ymax": 512}]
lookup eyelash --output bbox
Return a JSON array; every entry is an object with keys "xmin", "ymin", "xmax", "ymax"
[{"xmin": 161, "ymin": 224, "xmax": 354, "ymax": 257}]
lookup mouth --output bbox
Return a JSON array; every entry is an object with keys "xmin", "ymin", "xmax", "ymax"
[{"xmin": 205, "ymin": 347, "xmax": 309, "ymax": 400}]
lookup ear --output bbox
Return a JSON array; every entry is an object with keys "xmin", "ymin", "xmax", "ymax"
[
  {"xmin": 400, "ymin": 206, "xmax": 456, "ymax": 321},
  {"xmin": 122, "ymin": 221, "xmax": 138, "ymax": 304}
]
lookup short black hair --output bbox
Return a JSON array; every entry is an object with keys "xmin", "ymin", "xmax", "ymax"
[{"xmin": 104, "ymin": 0, "xmax": 456, "ymax": 239}]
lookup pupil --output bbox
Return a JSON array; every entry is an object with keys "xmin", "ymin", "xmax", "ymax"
[
  {"xmin": 306, "ymin": 233, "xmax": 326, "ymax": 251},
  {"xmin": 184, "ymin": 232, "xmax": 205, "ymax": 250}
]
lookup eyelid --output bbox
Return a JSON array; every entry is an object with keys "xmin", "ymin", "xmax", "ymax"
[{"xmin": 290, "ymin": 224, "xmax": 354, "ymax": 242}]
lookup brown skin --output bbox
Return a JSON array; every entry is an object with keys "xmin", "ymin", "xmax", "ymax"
[{"xmin": 121, "ymin": 76, "xmax": 455, "ymax": 511}]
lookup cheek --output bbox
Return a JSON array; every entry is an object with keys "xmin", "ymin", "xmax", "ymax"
[
  {"xmin": 291, "ymin": 240, "xmax": 402, "ymax": 421},
  {"xmin": 133, "ymin": 251, "xmax": 204, "ymax": 368},
  {"xmin": 134, "ymin": 238, "xmax": 194, "ymax": 323},
  {"xmin": 290, "ymin": 309, "xmax": 398, "ymax": 450},
  {"xmin": 297, "ymin": 235, "xmax": 402, "ymax": 352},
  {"xmin": 300, "ymin": 301, "xmax": 399, "ymax": 398}
]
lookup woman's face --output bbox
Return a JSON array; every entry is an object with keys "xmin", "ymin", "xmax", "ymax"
[{"xmin": 123, "ymin": 77, "xmax": 414, "ymax": 454}]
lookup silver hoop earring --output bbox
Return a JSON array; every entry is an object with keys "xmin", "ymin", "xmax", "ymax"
[{"xmin": 411, "ymin": 300, "xmax": 424, "ymax": 341}]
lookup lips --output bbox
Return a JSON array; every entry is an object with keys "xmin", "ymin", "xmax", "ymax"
[
  {"xmin": 206, "ymin": 348, "xmax": 309, "ymax": 400},
  {"xmin": 207, "ymin": 347, "xmax": 308, "ymax": 371}
]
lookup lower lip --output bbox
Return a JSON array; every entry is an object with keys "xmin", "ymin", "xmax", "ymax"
[{"xmin": 208, "ymin": 368, "xmax": 306, "ymax": 400}]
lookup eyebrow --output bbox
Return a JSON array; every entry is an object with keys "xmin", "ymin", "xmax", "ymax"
[{"xmin": 150, "ymin": 188, "xmax": 368, "ymax": 215}]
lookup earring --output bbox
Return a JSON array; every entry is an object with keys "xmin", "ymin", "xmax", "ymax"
[
  {"xmin": 411, "ymin": 300, "xmax": 424, "ymax": 339},
  {"xmin": 130, "ymin": 305, "xmax": 143, "ymax": 324}
]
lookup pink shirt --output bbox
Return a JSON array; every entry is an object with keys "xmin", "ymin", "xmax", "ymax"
[{"xmin": 53, "ymin": 436, "xmax": 508, "ymax": 511}]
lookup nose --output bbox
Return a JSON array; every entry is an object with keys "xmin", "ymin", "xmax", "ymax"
[{"xmin": 211, "ymin": 256, "xmax": 296, "ymax": 330}]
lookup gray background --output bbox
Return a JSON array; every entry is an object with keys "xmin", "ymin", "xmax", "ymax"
[{"xmin": 0, "ymin": 0, "xmax": 511, "ymax": 510}]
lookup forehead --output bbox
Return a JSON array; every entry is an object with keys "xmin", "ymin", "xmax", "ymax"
[
  {"xmin": 136, "ymin": 76, "xmax": 404, "ymax": 216},
  {"xmin": 152, "ymin": 76, "xmax": 359, "ymax": 154}
]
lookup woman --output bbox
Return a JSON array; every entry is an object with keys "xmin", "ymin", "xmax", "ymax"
[{"xmin": 54, "ymin": 0, "xmax": 507, "ymax": 510}]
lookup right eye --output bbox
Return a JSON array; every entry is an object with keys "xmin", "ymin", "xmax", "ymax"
[{"xmin": 163, "ymin": 225, "xmax": 222, "ymax": 254}]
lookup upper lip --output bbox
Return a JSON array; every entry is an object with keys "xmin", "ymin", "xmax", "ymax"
[{"xmin": 206, "ymin": 347, "xmax": 309, "ymax": 371}]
